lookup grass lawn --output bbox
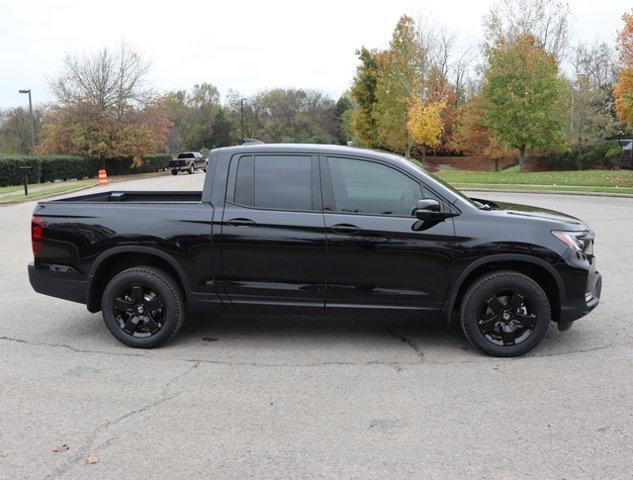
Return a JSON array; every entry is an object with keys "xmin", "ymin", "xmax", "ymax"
[
  {"xmin": 430, "ymin": 166, "xmax": 633, "ymax": 195},
  {"xmin": 0, "ymin": 181, "xmax": 96, "ymax": 203}
]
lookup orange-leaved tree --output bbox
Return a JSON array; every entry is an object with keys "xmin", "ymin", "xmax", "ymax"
[{"xmin": 614, "ymin": 10, "xmax": 633, "ymax": 128}]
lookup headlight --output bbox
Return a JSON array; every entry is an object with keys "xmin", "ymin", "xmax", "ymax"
[{"xmin": 551, "ymin": 230, "xmax": 587, "ymax": 252}]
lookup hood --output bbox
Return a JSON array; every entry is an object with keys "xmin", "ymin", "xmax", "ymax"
[{"xmin": 472, "ymin": 198, "xmax": 586, "ymax": 230}]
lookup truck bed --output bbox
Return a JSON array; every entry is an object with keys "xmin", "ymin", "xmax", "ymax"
[{"xmin": 51, "ymin": 190, "xmax": 203, "ymax": 203}]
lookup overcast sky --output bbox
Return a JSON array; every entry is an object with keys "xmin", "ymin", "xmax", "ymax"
[{"xmin": 1, "ymin": 0, "xmax": 630, "ymax": 108}]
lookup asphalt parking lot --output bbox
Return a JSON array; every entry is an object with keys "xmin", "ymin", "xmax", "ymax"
[{"xmin": 1, "ymin": 171, "xmax": 632, "ymax": 479}]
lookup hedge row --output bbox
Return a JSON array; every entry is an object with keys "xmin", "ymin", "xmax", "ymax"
[{"xmin": 0, "ymin": 154, "xmax": 172, "ymax": 186}]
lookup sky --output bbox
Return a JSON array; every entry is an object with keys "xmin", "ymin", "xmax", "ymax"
[{"xmin": 0, "ymin": 0, "xmax": 630, "ymax": 109}]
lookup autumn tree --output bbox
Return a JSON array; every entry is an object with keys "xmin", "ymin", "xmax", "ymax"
[
  {"xmin": 481, "ymin": 34, "xmax": 570, "ymax": 171},
  {"xmin": 451, "ymin": 95, "xmax": 514, "ymax": 170},
  {"xmin": 350, "ymin": 48, "xmax": 381, "ymax": 147},
  {"xmin": 39, "ymin": 42, "xmax": 170, "ymax": 163},
  {"xmin": 614, "ymin": 11, "xmax": 633, "ymax": 129},
  {"xmin": 407, "ymin": 99, "xmax": 445, "ymax": 158},
  {"xmin": 374, "ymin": 15, "xmax": 422, "ymax": 158}
]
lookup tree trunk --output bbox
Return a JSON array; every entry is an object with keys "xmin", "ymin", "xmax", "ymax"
[
  {"xmin": 518, "ymin": 146, "xmax": 526, "ymax": 172},
  {"xmin": 494, "ymin": 158, "xmax": 499, "ymax": 172},
  {"xmin": 405, "ymin": 140, "xmax": 412, "ymax": 160}
]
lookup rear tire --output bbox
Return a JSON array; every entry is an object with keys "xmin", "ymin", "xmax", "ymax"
[
  {"xmin": 460, "ymin": 270, "xmax": 550, "ymax": 357},
  {"xmin": 171, "ymin": 170, "xmax": 178, "ymax": 175},
  {"xmin": 102, "ymin": 267, "xmax": 185, "ymax": 348}
]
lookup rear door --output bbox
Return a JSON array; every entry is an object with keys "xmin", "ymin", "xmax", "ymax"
[
  {"xmin": 218, "ymin": 152, "xmax": 327, "ymax": 309},
  {"xmin": 321, "ymin": 154, "xmax": 455, "ymax": 312}
]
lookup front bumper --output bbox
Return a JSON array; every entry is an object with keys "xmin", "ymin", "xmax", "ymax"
[
  {"xmin": 28, "ymin": 262, "xmax": 87, "ymax": 305},
  {"xmin": 558, "ymin": 271, "xmax": 602, "ymax": 329}
]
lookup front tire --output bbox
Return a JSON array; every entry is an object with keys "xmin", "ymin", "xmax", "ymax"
[
  {"xmin": 171, "ymin": 170, "xmax": 178, "ymax": 175},
  {"xmin": 460, "ymin": 271, "xmax": 551, "ymax": 357},
  {"xmin": 188, "ymin": 164, "xmax": 195, "ymax": 174},
  {"xmin": 102, "ymin": 267, "xmax": 185, "ymax": 348}
]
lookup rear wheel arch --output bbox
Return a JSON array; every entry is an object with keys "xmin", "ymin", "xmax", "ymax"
[
  {"xmin": 87, "ymin": 248, "xmax": 190, "ymax": 312},
  {"xmin": 443, "ymin": 255, "xmax": 564, "ymax": 324}
]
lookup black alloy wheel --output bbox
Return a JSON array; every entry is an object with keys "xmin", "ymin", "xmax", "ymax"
[
  {"xmin": 102, "ymin": 267, "xmax": 185, "ymax": 348},
  {"xmin": 113, "ymin": 284, "xmax": 165, "ymax": 337},
  {"xmin": 477, "ymin": 290, "xmax": 537, "ymax": 346},
  {"xmin": 460, "ymin": 271, "xmax": 551, "ymax": 357}
]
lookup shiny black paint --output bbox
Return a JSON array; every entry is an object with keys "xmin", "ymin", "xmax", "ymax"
[{"xmin": 29, "ymin": 144, "xmax": 601, "ymax": 328}]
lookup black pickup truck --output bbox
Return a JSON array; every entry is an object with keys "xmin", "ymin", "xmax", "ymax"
[
  {"xmin": 168, "ymin": 151, "xmax": 207, "ymax": 175},
  {"xmin": 28, "ymin": 144, "xmax": 601, "ymax": 356}
]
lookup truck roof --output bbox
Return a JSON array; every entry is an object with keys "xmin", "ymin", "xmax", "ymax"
[
  {"xmin": 214, "ymin": 143, "xmax": 409, "ymax": 165},
  {"xmin": 211, "ymin": 143, "xmax": 462, "ymax": 205}
]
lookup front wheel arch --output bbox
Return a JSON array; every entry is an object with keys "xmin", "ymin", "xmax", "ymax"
[{"xmin": 442, "ymin": 255, "xmax": 564, "ymax": 325}]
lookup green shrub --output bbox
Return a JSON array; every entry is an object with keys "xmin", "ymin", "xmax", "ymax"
[
  {"xmin": 0, "ymin": 156, "xmax": 43, "ymax": 186},
  {"xmin": 40, "ymin": 156, "xmax": 94, "ymax": 182},
  {"xmin": 0, "ymin": 154, "xmax": 172, "ymax": 187}
]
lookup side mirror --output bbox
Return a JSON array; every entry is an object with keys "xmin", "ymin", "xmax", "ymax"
[{"xmin": 412, "ymin": 199, "xmax": 441, "ymax": 221}]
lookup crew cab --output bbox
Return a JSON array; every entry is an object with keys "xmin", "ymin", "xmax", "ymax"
[
  {"xmin": 168, "ymin": 151, "xmax": 207, "ymax": 175},
  {"xmin": 28, "ymin": 144, "xmax": 602, "ymax": 356}
]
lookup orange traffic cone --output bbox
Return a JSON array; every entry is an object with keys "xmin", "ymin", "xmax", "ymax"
[{"xmin": 98, "ymin": 169, "xmax": 108, "ymax": 186}]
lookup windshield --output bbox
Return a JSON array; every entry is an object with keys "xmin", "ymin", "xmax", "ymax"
[
  {"xmin": 177, "ymin": 153, "xmax": 195, "ymax": 159},
  {"xmin": 408, "ymin": 161, "xmax": 478, "ymax": 208}
]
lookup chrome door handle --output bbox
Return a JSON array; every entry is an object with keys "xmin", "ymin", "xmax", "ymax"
[
  {"xmin": 330, "ymin": 224, "xmax": 360, "ymax": 234},
  {"xmin": 226, "ymin": 218, "xmax": 256, "ymax": 226}
]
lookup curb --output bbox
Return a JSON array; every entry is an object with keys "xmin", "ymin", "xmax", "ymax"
[
  {"xmin": 0, "ymin": 170, "xmax": 170, "ymax": 207},
  {"xmin": 460, "ymin": 187, "xmax": 633, "ymax": 198}
]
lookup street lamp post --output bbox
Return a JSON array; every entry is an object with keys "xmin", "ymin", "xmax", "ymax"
[
  {"xmin": 18, "ymin": 89, "xmax": 35, "ymax": 154},
  {"xmin": 240, "ymin": 98, "xmax": 245, "ymax": 143}
]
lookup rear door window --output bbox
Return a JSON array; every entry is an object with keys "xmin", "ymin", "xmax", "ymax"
[{"xmin": 233, "ymin": 154, "xmax": 314, "ymax": 211}]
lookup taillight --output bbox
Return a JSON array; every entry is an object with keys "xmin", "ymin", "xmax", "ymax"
[{"xmin": 32, "ymin": 216, "xmax": 46, "ymax": 256}]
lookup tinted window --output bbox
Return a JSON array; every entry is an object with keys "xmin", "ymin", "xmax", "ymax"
[
  {"xmin": 234, "ymin": 155, "xmax": 254, "ymax": 206},
  {"xmin": 234, "ymin": 154, "xmax": 313, "ymax": 211},
  {"xmin": 327, "ymin": 157, "xmax": 425, "ymax": 216}
]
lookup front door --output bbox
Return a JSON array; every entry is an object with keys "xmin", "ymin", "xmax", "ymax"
[
  {"xmin": 218, "ymin": 152, "xmax": 327, "ymax": 309},
  {"xmin": 321, "ymin": 154, "xmax": 455, "ymax": 312}
]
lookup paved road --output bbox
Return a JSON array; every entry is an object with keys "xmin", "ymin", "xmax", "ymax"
[{"xmin": 1, "ymin": 172, "xmax": 632, "ymax": 479}]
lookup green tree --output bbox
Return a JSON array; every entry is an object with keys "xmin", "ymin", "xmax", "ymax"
[
  {"xmin": 482, "ymin": 34, "xmax": 570, "ymax": 171},
  {"xmin": 228, "ymin": 88, "xmax": 339, "ymax": 144},
  {"xmin": 570, "ymin": 43, "xmax": 620, "ymax": 153},
  {"xmin": 374, "ymin": 15, "xmax": 422, "ymax": 158},
  {"xmin": 0, "ymin": 106, "xmax": 44, "ymax": 154},
  {"xmin": 210, "ymin": 108, "xmax": 234, "ymax": 147},
  {"xmin": 350, "ymin": 48, "xmax": 380, "ymax": 147},
  {"xmin": 161, "ymin": 83, "xmax": 222, "ymax": 152},
  {"xmin": 335, "ymin": 95, "xmax": 354, "ymax": 145}
]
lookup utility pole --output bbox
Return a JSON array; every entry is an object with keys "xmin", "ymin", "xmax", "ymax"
[
  {"xmin": 19, "ymin": 89, "xmax": 35, "ymax": 154},
  {"xmin": 240, "ymin": 98, "xmax": 245, "ymax": 143}
]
